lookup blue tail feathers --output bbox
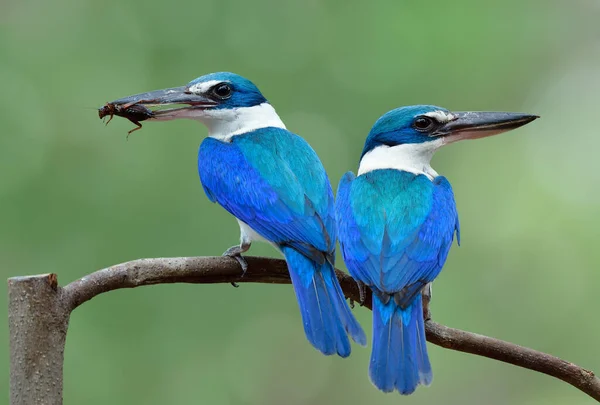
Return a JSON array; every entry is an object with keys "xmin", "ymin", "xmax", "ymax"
[
  {"xmin": 283, "ymin": 247, "xmax": 366, "ymax": 357},
  {"xmin": 370, "ymin": 292, "xmax": 432, "ymax": 394}
]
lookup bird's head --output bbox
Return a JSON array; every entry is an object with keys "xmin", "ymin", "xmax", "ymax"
[
  {"xmin": 109, "ymin": 72, "xmax": 284, "ymax": 138},
  {"xmin": 358, "ymin": 105, "xmax": 538, "ymax": 176},
  {"xmin": 182, "ymin": 72, "xmax": 267, "ymax": 110}
]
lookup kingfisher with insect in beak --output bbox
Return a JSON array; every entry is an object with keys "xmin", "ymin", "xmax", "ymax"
[
  {"xmin": 336, "ymin": 105, "xmax": 538, "ymax": 394},
  {"xmin": 108, "ymin": 72, "xmax": 366, "ymax": 356}
]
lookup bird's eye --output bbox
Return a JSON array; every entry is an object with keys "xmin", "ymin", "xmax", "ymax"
[
  {"xmin": 212, "ymin": 83, "xmax": 232, "ymax": 99},
  {"xmin": 413, "ymin": 117, "xmax": 435, "ymax": 132}
]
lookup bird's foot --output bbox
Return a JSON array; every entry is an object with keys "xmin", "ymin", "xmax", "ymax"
[
  {"xmin": 222, "ymin": 245, "xmax": 249, "ymax": 275},
  {"xmin": 222, "ymin": 243, "xmax": 251, "ymax": 287},
  {"xmin": 356, "ymin": 280, "xmax": 366, "ymax": 306},
  {"xmin": 422, "ymin": 283, "xmax": 432, "ymax": 321}
]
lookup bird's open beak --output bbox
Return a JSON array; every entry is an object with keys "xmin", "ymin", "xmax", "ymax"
[
  {"xmin": 435, "ymin": 111, "xmax": 539, "ymax": 144},
  {"xmin": 108, "ymin": 86, "xmax": 218, "ymax": 120}
]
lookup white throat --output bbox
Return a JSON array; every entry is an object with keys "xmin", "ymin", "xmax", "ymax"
[
  {"xmin": 357, "ymin": 140, "xmax": 444, "ymax": 179},
  {"xmin": 200, "ymin": 103, "xmax": 286, "ymax": 141}
]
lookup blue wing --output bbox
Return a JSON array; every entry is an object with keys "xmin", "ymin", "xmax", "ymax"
[
  {"xmin": 337, "ymin": 169, "xmax": 459, "ymax": 302},
  {"xmin": 198, "ymin": 127, "xmax": 335, "ymax": 260}
]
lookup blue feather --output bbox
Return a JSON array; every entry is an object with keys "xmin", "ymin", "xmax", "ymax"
[
  {"xmin": 199, "ymin": 128, "xmax": 334, "ymax": 254},
  {"xmin": 284, "ymin": 247, "xmax": 366, "ymax": 356},
  {"xmin": 337, "ymin": 169, "xmax": 458, "ymax": 393},
  {"xmin": 361, "ymin": 105, "xmax": 453, "ymax": 156},
  {"xmin": 199, "ymin": 127, "xmax": 365, "ymax": 355},
  {"xmin": 187, "ymin": 72, "xmax": 267, "ymax": 109},
  {"xmin": 370, "ymin": 292, "xmax": 432, "ymax": 394},
  {"xmin": 338, "ymin": 170, "xmax": 457, "ymax": 295}
]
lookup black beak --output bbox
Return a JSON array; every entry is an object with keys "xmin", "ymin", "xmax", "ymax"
[
  {"xmin": 106, "ymin": 86, "xmax": 218, "ymax": 121},
  {"xmin": 110, "ymin": 86, "xmax": 217, "ymax": 108},
  {"xmin": 434, "ymin": 111, "xmax": 539, "ymax": 143}
]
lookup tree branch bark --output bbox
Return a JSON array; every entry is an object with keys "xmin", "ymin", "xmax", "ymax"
[
  {"xmin": 9, "ymin": 256, "xmax": 600, "ymax": 404},
  {"xmin": 8, "ymin": 274, "xmax": 69, "ymax": 405}
]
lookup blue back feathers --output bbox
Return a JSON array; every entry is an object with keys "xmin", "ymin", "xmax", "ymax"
[
  {"xmin": 337, "ymin": 169, "xmax": 459, "ymax": 298},
  {"xmin": 198, "ymin": 126, "xmax": 366, "ymax": 355},
  {"xmin": 361, "ymin": 105, "xmax": 451, "ymax": 157},
  {"xmin": 336, "ymin": 169, "xmax": 459, "ymax": 393},
  {"xmin": 187, "ymin": 72, "xmax": 267, "ymax": 109},
  {"xmin": 198, "ymin": 126, "xmax": 335, "ymax": 261},
  {"xmin": 192, "ymin": 73, "xmax": 366, "ymax": 356}
]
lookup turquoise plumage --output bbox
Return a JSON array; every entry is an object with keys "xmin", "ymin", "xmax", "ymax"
[
  {"xmin": 200, "ymin": 126, "xmax": 366, "ymax": 356},
  {"xmin": 336, "ymin": 104, "xmax": 536, "ymax": 394},
  {"xmin": 337, "ymin": 169, "xmax": 459, "ymax": 393}
]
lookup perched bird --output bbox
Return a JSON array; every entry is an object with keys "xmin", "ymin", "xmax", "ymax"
[
  {"xmin": 336, "ymin": 105, "xmax": 538, "ymax": 394},
  {"xmin": 109, "ymin": 72, "xmax": 366, "ymax": 356}
]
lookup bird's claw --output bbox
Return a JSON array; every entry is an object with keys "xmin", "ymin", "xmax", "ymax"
[
  {"xmin": 228, "ymin": 253, "xmax": 248, "ymax": 276},
  {"xmin": 422, "ymin": 297, "xmax": 431, "ymax": 321},
  {"xmin": 356, "ymin": 280, "xmax": 366, "ymax": 306},
  {"xmin": 222, "ymin": 244, "xmax": 249, "ymax": 279},
  {"xmin": 422, "ymin": 283, "xmax": 432, "ymax": 321}
]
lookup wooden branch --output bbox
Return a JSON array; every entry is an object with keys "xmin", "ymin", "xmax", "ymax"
[
  {"xmin": 426, "ymin": 323, "xmax": 600, "ymax": 400},
  {"xmin": 9, "ymin": 256, "xmax": 600, "ymax": 404},
  {"xmin": 8, "ymin": 274, "xmax": 69, "ymax": 405}
]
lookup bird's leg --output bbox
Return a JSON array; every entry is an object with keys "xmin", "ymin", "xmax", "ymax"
[
  {"xmin": 356, "ymin": 280, "xmax": 367, "ymax": 306},
  {"xmin": 222, "ymin": 242, "xmax": 251, "ymax": 273},
  {"xmin": 223, "ymin": 234, "xmax": 251, "ymax": 287},
  {"xmin": 422, "ymin": 283, "xmax": 433, "ymax": 321}
]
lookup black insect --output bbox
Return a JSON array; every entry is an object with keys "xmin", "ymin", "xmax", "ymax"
[{"xmin": 98, "ymin": 102, "xmax": 154, "ymax": 135}]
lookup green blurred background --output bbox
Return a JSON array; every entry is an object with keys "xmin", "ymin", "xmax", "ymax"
[{"xmin": 2, "ymin": 0, "xmax": 600, "ymax": 403}]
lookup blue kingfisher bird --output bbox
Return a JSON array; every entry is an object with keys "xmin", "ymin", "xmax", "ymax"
[
  {"xmin": 108, "ymin": 72, "xmax": 366, "ymax": 357},
  {"xmin": 335, "ymin": 105, "xmax": 538, "ymax": 394}
]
